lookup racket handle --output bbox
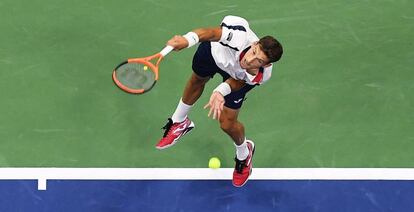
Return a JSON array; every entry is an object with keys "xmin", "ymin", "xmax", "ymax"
[{"xmin": 160, "ymin": 45, "xmax": 174, "ymax": 57}]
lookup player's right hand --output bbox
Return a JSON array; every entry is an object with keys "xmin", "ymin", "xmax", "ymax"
[
  {"xmin": 204, "ymin": 91, "xmax": 225, "ymax": 120},
  {"xmin": 166, "ymin": 35, "xmax": 189, "ymax": 51}
]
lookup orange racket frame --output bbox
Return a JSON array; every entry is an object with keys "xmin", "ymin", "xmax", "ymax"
[{"xmin": 112, "ymin": 46, "xmax": 173, "ymax": 94}]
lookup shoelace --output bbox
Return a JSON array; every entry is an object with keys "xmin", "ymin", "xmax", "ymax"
[
  {"xmin": 161, "ymin": 118, "xmax": 174, "ymax": 138},
  {"xmin": 234, "ymin": 158, "xmax": 247, "ymax": 174}
]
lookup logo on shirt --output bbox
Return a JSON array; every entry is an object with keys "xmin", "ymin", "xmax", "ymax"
[{"xmin": 226, "ymin": 32, "xmax": 233, "ymax": 41}]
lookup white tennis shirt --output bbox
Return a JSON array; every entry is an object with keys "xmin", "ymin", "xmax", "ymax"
[{"xmin": 210, "ymin": 15, "xmax": 273, "ymax": 85}]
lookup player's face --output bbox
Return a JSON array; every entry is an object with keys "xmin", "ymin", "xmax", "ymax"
[{"xmin": 240, "ymin": 43, "xmax": 269, "ymax": 70}]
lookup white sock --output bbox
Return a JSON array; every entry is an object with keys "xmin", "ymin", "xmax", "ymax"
[
  {"xmin": 171, "ymin": 98, "xmax": 193, "ymax": 123},
  {"xmin": 235, "ymin": 139, "xmax": 249, "ymax": 160}
]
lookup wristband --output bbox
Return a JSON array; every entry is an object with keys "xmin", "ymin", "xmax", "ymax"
[
  {"xmin": 183, "ymin": 31, "xmax": 199, "ymax": 48},
  {"xmin": 213, "ymin": 82, "xmax": 231, "ymax": 96}
]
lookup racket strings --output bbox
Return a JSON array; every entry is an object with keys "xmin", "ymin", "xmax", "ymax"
[{"xmin": 114, "ymin": 63, "xmax": 155, "ymax": 91}]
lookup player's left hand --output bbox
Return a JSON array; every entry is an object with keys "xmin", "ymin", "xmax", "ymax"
[{"xmin": 204, "ymin": 91, "xmax": 225, "ymax": 120}]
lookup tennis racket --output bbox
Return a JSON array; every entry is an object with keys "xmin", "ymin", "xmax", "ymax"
[{"xmin": 112, "ymin": 46, "xmax": 174, "ymax": 94}]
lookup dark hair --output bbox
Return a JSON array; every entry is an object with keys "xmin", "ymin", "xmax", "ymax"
[{"xmin": 258, "ymin": 36, "xmax": 283, "ymax": 63}]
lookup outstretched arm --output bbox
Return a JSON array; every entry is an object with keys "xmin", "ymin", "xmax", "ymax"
[{"xmin": 166, "ymin": 27, "xmax": 222, "ymax": 50}]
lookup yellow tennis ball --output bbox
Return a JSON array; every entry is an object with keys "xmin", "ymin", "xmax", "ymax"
[
  {"xmin": 209, "ymin": 157, "xmax": 221, "ymax": 169},
  {"xmin": 143, "ymin": 65, "xmax": 148, "ymax": 70}
]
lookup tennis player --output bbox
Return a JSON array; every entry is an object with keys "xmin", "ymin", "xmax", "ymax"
[{"xmin": 156, "ymin": 15, "xmax": 283, "ymax": 187}]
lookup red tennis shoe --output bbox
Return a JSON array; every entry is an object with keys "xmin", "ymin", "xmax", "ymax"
[
  {"xmin": 232, "ymin": 140, "xmax": 255, "ymax": 187},
  {"xmin": 156, "ymin": 117, "xmax": 195, "ymax": 149}
]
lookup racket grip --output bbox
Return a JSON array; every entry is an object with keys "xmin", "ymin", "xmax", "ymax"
[{"xmin": 160, "ymin": 45, "xmax": 174, "ymax": 57}]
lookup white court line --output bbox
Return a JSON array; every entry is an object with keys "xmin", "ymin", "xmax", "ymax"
[
  {"xmin": 37, "ymin": 178, "xmax": 47, "ymax": 190},
  {"xmin": 1, "ymin": 168, "xmax": 414, "ymax": 190}
]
